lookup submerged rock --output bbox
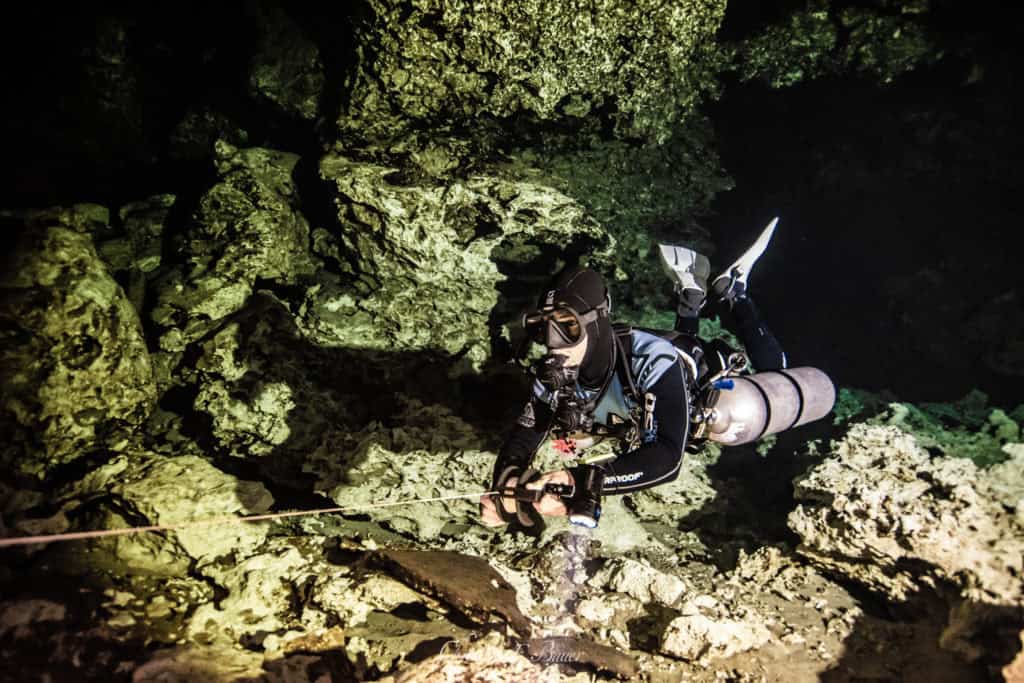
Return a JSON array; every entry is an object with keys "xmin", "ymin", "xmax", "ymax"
[
  {"xmin": 151, "ymin": 141, "xmax": 316, "ymax": 353},
  {"xmin": 790, "ymin": 423, "xmax": 1024, "ymax": 668},
  {"xmin": 660, "ymin": 605, "xmax": 772, "ymax": 662},
  {"xmin": 0, "ymin": 214, "xmax": 156, "ymax": 478},
  {"xmin": 310, "ymin": 153, "xmax": 611, "ymax": 369},
  {"xmin": 589, "ymin": 557, "xmax": 687, "ymax": 606},
  {"xmin": 790, "ymin": 424, "xmax": 1024, "ymax": 605},
  {"xmin": 45, "ymin": 451, "xmax": 274, "ymax": 569},
  {"xmin": 247, "ymin": 2, "xmax": 325, "ymax": 122},
  {"xmin": 339, "ymin": 0, "xmax": 726, "ymax": 146},
  {"xmin": 379, "ymin": 638, "xmax": 560, "ymax": 683}
]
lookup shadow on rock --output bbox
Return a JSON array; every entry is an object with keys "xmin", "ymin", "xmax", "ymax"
[
  {"xmin": 819, "ymin": 581, "xmax": 1019, "ymax": 682},
  {"xmin": 677, "ymin": 420, "xmax": 835, "ymax": 572},
  {"xmin": 159, "ymin": 291, "xmax": 527, "ymax": 505}
]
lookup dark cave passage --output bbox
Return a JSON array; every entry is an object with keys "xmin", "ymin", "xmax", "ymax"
[{"xmin": 707, "ymin": 62, "xmax": 1023, "ymax": 407}]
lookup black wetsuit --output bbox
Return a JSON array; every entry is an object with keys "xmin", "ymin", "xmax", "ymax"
[{"xmin": 493, "ymin": 295, "xmax": 786, "ymax": 495}]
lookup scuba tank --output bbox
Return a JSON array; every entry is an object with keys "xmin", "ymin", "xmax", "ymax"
[{"xmin": 655, "ymin": 330, "xmax": 835, "ymax": 446}]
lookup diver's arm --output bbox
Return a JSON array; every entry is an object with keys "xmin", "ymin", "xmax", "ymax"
[
  {"xmin": 490, "ymin": 398, "xmax": 554, "ymax": 488},
  {"xmin": 602, "ymin": 363, "xmax": 687, "ymax": 494}
]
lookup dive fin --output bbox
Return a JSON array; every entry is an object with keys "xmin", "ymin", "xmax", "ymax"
[{"xmin": 711, "ymin": 217, "xmax": 778, "ymax": 304}]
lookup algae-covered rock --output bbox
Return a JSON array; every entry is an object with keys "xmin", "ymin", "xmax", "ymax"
[
  {"xmin": 340, "ymin": 0, "xmax": 726, "ymax": 146},
  {"xmin": 57, "ymin": 452, "xmax": 274, "ymax": 567},
  {"xmin": 132, "ymin": 645, "xmax": 266, "ymax": 683},
  {"xmin": 317, "ymin": 401, "xmax": 493, "ymax": 538},
  {"xmin": 874, "ymin": 391, "xmax": 1021, "ymax": 467},
  {"xmin": 151, "ymin": 141, "xmax": 317, "ymax": 352},
  {"xmin": 501, "ymin": 127, "xmax": 729, "ymax": 315},
  {"xmin": 0, "ymin": 219, "xmax": 156, "ymax": 478},
  {"xmin": 311, "ymin": 153, "xmax": 612, "ymax": 368},
  {"xmin": 378, "ymin": 637, "xmax": 561, "ymax": 683},
  {"xmin": 789, "ymin": 424, "xmax": 1024, "ymax": 606},
  {"xmin": 732, "ymin": 0, "xmax": 941, "ymax": 88}
]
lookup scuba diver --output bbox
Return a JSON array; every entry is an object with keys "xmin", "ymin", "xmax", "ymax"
[{"xmin": 480, "ymin": 218, "xmax": 835, "ymax": 530}]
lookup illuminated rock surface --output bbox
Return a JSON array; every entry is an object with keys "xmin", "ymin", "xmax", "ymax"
[
  {"xmin": 0, "ymin": 208, "xmax": 157, "ymax": 478},
  {"xmin": 1, "ymin": 1, "xmax": 1022, "ymax": 681}
]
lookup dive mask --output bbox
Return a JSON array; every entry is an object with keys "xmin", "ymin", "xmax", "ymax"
[{"xmin": 522, "ymin": 303, "xmax": 606, "ymax": 350}]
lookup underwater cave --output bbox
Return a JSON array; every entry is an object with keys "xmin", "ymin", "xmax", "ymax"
[{"xmin": 1, "ymin": 1, "xmax": 1022, "ymax": 681}]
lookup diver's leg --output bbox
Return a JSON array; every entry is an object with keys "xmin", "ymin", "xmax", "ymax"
[
  {"xmin": 657, "ymin": 244, "xmax": 709, "ymax": 335},
  {"xmin": 730, "ymin": 295, "xmax": 787, "ymax": 371}
]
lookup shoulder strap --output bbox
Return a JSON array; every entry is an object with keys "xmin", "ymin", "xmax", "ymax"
[{"xmin": 611, "ymin": 323, "xmax": 641, "ymax": 403}]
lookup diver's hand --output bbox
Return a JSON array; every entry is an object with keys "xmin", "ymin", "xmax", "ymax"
[
  {"xmin": 479, "ymin": 477, "xmax": 519, "ymax": 527},
  {"xmin": 527, "ymin": 470, "xmax": 574, "ymax": 517}
]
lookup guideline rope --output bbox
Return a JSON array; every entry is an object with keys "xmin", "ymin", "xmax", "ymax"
[{"xmin": 0, "ymin": 490, "xmax": 495, "ymax": 548}]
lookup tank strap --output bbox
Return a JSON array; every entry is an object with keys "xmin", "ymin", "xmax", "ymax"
[
  {"xmin": 774, "ymin": 369, "xmax": 806, "ymax": 430},
  {"xmin": 611, "ymin": 323, "xmax": 641, "ymax": 404}
]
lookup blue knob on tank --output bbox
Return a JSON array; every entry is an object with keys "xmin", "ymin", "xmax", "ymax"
[{"xmin": 713, "ymin": 379, "xmax": 735, "ymax": 390}]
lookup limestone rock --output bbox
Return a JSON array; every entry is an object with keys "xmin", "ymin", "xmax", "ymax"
[
  {"xmin": 60, "ymin": 451, "xmax": 273, "ymax": 566},
  {"xmin": 0, "ymin": 220, "xmax": 156, "ymax": 478},
  {"xmin": 187, "ymin": 542, "xmax": 312, "ymax": 645},
  {"xmin": 789, "ymin": 424, "xmax": 1024, "ymax": 606},
  {"xmin": 624, "ymin": 453, "xmax": 718, "ymax": 526},
  {"xmin": 589, "ymin": 557, "xmax": 687, "ymax": 606},
  {"xmin": 0, "ymin": 600, "xmax": 66, "ymax": 639},
  {"xmin": 310, "ymin": 153, "xmax": 612, "ymax": 369},
  {"xmin": 316, "ymin": 401, "xmax": 494, "ymax": 538},
  {"xmin": 660, "ymin": 600, "xmax": 772, "ymax": 662},
  {"xmin": 132, "ymin": 645, "xmax": 265, "ymax": 683},
  {"xmin": 339, "ymin": 0, "xmax": 726, "ymax": 145},
  {"xmin": 151, "ymin": 142, "xmax": 316, "ymax": 352},
  {"xmin": 1004, "ymin": 631, "xmax": 1024, "ymax": 683},
  {"xmin": 180, "ymin": 293, "xmax": 369, "ymax": 483}
]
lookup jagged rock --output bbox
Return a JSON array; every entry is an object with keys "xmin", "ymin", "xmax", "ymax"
[
  {"xmin": 48, "ymin": 451, "xmax": 273, "ymax": 568},
  {"xmin": 168, "ymin": 106, "xmax": 250, "ymax": 162},
  {"xmin": 733, "ymin": 4, "xmax": 940, "ymax": 88},
  {"xmin": 151, "ymin": 141, "xmax": 317, "ymax": 352},
  {"xmin": 1005, "ymin": 631, "xmax": 1024, "ymax": 683},
  {"xmin": 317, "ymin": 400, "xmax": 492, "ymax": 538},
  {"xmin": 178, "ymin": 293, "xmax": 369, "ymax": 482},
  {"xmin": 339, "ymin": 0, "xmax": 726, "ymax": 146},
  {"xmin": 309, "ymin": 153, "xmax": 612, "ymax": 369},
  {"xmin": 187, "ymin": 542, "xmax": 314, "ymax": 647},
  {"xmin": 0, "ymin": 215, "xmax": 156, "ymax": 478},
  {"xmin": 790, "ymin": 424, "xmax": 1024, "ymax": 670},
  {"xmin": 988, "ymin": 443, "xmax": 1024, "ymax": 518},
  {"xmin": 248, "ymin": 2, "xmax": 324, "ymax": 122},
  {"xmin": 660, "ymin": 598, "xmax": 772, "ymax": 662},
  {"xmin": 589, "ymin": 557, "xmax": 687, "ymax": 606},
  {"xmin": 102, "ymin": 194, "xmax": 176, "ymax": 313},
  {"xmin": 621, "ymin": 453, "xmax": 718, "ymax": 527},
  {"xmin": 790, "ymin": 424, "xmax": 1024, "ymax": 605}
]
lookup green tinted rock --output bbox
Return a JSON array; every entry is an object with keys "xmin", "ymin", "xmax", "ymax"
[
  {"xmin": 312, "ymin": 153, "xmax": 612, "ymax": 368},
  {"xmin": 340, "ymin": 0, "xmax": 726, "ymax": 145},
  {"xmin": 64, "ymin": 452, "xmax": 274, "ymax": 566},
  {"xmin": 732, "ymin": 1, "xmax": 942, "ymax": 88},
  {"xmin": 151, "ymin": 142, "xmax": 316, "ymax": 351},
  {"xmin": 0, "ymin": 224, "xmax": 156, "ymax": 478}
]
